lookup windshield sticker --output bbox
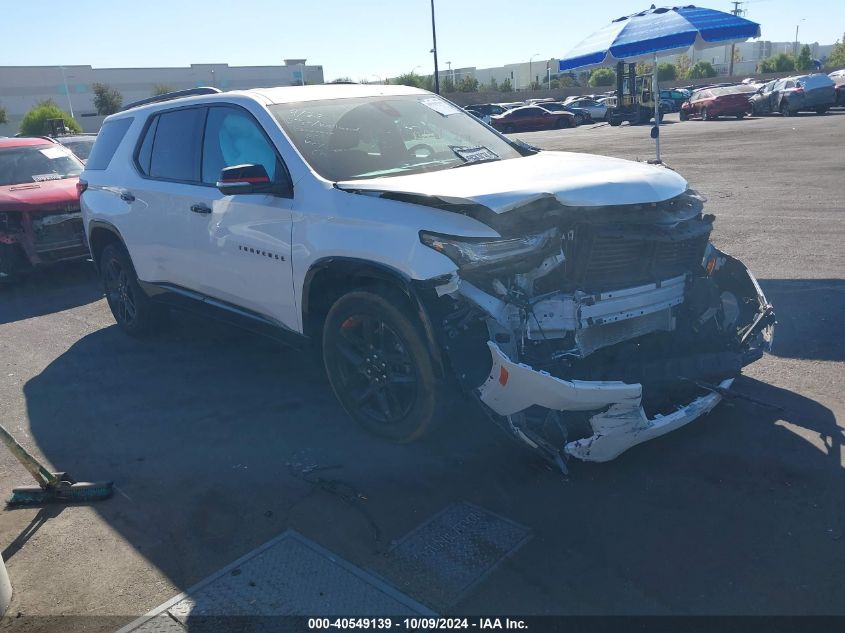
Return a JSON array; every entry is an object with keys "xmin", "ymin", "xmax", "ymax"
[
  {"xmin": 419, "ymin": 97, "xmax": 462, "ymax": 117},
  {"xmin": 39, "ymin": 146, "xmax": 67, "ymax": 159},
  {"xmin": 450, "ymin": 146, "xmax": 500, "ymax": 163},
  {"xmin": 32, "ymin": 173, "xmax": 62, "ymax": 182}
]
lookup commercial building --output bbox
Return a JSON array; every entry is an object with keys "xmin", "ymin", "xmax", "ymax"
[
  {"xmin": 386, "ymin": 38, "xmax": 836, "ymax": 92},
  {"xmin": 0, "ymin": 60, "xmax": 324, "ymax": 135}
]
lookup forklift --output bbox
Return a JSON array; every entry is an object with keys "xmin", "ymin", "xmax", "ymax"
[{"xmin": 606, "ymin": 62, "xmax": 664, "ymax": 126}]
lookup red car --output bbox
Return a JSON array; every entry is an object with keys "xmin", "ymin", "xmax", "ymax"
[
  {"xmin": 0, "ymin": 137, "xmax": 87, "ymax": 280},
  {"xmin": 490, "ymin": 105, "xmax": 575, "ymax": 133},
  {"xmin": 679, "ymin": 85, "xmax": 755, "ymax": 121}
]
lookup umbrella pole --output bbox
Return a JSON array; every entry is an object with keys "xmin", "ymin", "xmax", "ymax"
[{"xmin": 653, "ymin": 52, "xmax": 660, "ymax": 163}]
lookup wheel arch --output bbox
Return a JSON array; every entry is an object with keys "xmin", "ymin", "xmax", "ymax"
[
  {"xmin": 302, "ymin": 257, "xmax": 446, "ymax": 377},
  {"xmin": 87, "ymin": 220, "xmax": 127, "ymax": 273}
]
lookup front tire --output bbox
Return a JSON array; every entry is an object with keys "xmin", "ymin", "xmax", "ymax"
[
  {"xmin": 322, "ymin": 290, "xmax": 446, "ymax": 443},
  {"xmin": 100, "ymin": 242, "xmax": 167, "ymax": 336}
]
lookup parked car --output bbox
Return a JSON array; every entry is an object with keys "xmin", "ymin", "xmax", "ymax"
[
  {"xmin": 828, "ymin": 69, "xmax": 845, "ymax": 80},
  {"xmin": 490, "ymin": 106, "xmax": 576, "ymax": 132},
  {"xmin": 829, "ymin": 76, "xmax": 845, "ymax": 107},
  {"xmin": 54, "ymin": 134, "xmax": 97, "ymax": 163},
  {"xmin": 659, "ymin": 88, "xmax": 691, "ymax": 111},
  {"xmin": 748, "ymin": 74, "xmax": 835, "ymax": 116},
  {"xmin": 79, "ymin": 83, "xmax": 774, "ymax": 467},
  {"xmin": 680, "ymin": 85, "xmax": 754, "ymax": 120},
  {"xmin": 563, "ymin": 98, "xmax": 609, "ymax": 122},
  {"xmin": 465, "ymin": 103, "xmax": 507, "ymax": 118},
  {"xmin": 538, "ymin": 102, "xmax": 592, "ymax": 125},
  {"xmin": 0, "ymin": 137, "xmax": 87, "ymax": 280}
]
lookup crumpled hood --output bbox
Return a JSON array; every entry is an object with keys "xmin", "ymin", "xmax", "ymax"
[
  {"xmin": 0, "ymin": 178, "xmax": 80, "ymax": 214},
  {"xmin": 336, "ymin": 151, "xmax": 688, "ymax": 213}
]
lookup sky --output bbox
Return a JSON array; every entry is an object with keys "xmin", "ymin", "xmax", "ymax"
[{"xmin": 1, "ymin": 0, "xmax": 842, "ymax": 80}]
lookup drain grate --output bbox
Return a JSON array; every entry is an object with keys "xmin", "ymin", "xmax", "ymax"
[
  {"xmin": 118, "ymin": 531, "xmax": 432, "ymax": 632},
  {"xmin": 377, "ymin": 502, "xmax": 531, "ymax": 610}
]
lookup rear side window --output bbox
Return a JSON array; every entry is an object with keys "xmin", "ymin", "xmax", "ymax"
[
  {"xmin": 86, "ymin": 118, "xmax": 133, "ymax": 170},
  {"xmin": 139, "ymin": 107, "xmax": 205, "ymax": 182}
]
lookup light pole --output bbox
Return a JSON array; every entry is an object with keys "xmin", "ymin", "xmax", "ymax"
[
  {"xmin": 547, "ymin": 59, "xmax": 552, "ymax": 90},
  {"xmin": 529, "ymin": 53, "xmax": 539, "ymax": 91},
  {"xmin": 794, "ymin": 19, "xmax": 805, "ymax": 57},
  {"xmin": 58, "ymin": 66, "xmax": 74, "ymax": 118},
  {"xmin": 300, "ymin": 62, "xmax": 306, "ymax": 86},
  {"xmin": 430, "ymin": 0, "xmax": 440, "ymax": 94}
]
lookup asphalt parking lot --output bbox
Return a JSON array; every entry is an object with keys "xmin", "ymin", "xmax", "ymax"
[{"xmin": 0, "ymin": 110, "xmax": 843, "ymax": 630}]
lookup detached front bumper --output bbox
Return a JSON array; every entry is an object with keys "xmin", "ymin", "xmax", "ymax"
[
  {"xmin": 473, "ymin": 258, "xmax": 774, "ymax": 464},
  {"xmin": 478, "ymin": 341, "xmax": 733, "ymax": 462}
]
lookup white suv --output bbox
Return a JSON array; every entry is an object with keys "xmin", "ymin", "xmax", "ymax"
[{"xmin": 80, "ymin": 84, "xmax": 774, "ymax": 468}]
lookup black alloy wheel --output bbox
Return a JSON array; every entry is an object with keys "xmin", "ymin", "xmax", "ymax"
[
  {"xmin": 322, "ymin": 290, "xmax": 446, "ymax": 442},
  {"xmin": 99, "ymin": 242, "xmax": 166, "ymax": 336},
  {"xmin": 104, "ymin": 257, "xmax": 137, "ymax": 327}
]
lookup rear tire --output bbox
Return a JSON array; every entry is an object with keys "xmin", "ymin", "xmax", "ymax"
[
  {"xmin": 679, "ymin": 109, "xmax": 688, "ymax": 121},
  {"xmin": 322, "ymin": 289, "xmax": 447, "ymax": 443},
  {"xmin": 100, "ymin": 242, "xmax": 167, "ymax": 337}
]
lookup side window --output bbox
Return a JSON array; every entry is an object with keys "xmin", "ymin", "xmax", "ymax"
[
  {"xmin": 136, "ymin": 115, "xmax": 159, "ymax": 175},
  {"xmin": 202, "ymin": 106, "xmax": 278, "ymax": 184},
  {"xmin": 148, "ymin": 107, "xmax": 205, "ymax": 182},
  {"xmin": 86, "ymin": 117, "xmax": 133, "ymax": 170}
]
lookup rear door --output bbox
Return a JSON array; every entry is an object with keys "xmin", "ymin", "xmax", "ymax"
[{"xmin": 124, "ymin": 106, "xmax": 209, "ymax": 290}]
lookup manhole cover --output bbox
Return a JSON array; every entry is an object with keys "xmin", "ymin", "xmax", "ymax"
[
  {"xmin": 378, "ymin": 502, "xmax": 531, "ymax": 610},
  {"xmin": 118, "ymin": 530, "xmax": 432, "ymax": 632}
]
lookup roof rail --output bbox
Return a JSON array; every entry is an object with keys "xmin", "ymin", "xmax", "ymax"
[{"xmin": 120, "ymin": 87, "xmax": 222, "ymax": 112}]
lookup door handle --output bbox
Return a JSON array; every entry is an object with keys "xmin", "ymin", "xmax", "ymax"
[
  {"xmin": 190, "ymin": 204, "xmax": 212, "ymax": 215},
  {"xmin": 120, "ymin": 191, "xmax": 135, "ymax": 203}
]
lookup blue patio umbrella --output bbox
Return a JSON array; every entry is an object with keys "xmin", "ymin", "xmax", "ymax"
[{"xmin": 558, "ymin": 5, "xmax": 761, "ymax": 161}]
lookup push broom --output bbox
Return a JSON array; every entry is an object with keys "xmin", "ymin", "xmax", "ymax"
[{"xmin": 0, "ymin": 422, "xmax": 113, "ymax": 506}]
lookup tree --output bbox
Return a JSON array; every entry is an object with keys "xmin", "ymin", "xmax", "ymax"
[
  {"xmin": 499, "ymin": 78, "xmax": 513, "ymax": 93},
  {"xmin": 19, "ymin": 100, "xmax": 81, "ymax": 136},
  {"xmin": 656, "ymin": 62, "xmax": 678, "ymax": 82},
  {"xmin": 758, "ymin": 53, "xmax": 795, "ymax": 73},
  {"xmin": 827, "ymin": 40, "xmax": 845, "ymax": 67},
  {"xmin": 686, "ymin": 60, "xmax": 717, "ymax": 79},
  {"xmin": 393, "ymin": 71, "xmax": 425, "ymax": 88},
  {"xmin": 92, "ymin": 83, "xmax": 123, "ymax": 115},
  {"xmin": 458, "ymin": 76, "xmax": 479, "ymax": 92},
  {"xmin": 485, "ymin": 77, "xmax": 499, "ymax": 92},
  {"xmin": 677, "ymin": 53, "xmax": 691, "ymax": 77},
  {"xmin": 0, "ymin": 104, "xmax": 6, "ymax": 126},
  {"xmin": 588, "ymin": 68, "xmax": 616, "ymax": 87},
  {"xmin": 330, "ymin": 77, "xmax": 353, "ymax": 83},
  {"xmin": 441, "ymin": 75, "xmax": 456, "ymax": 93},
  {"xmin": 796, "ymin": 44, "xmax": 813, "ymax": 71},
  {"xmin": 152, "ymin": 83, "xmax": 175, "ymax": 96}
]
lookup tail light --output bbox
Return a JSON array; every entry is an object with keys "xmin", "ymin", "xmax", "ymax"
[{"xmin": 76, "ymin": 180, "xmax": 88, "ymax": 196}]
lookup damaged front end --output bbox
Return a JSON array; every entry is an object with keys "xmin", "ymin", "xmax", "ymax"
[
  {"xmin": 421, "ymin": 190, "xmax": 775, "ymax": 467},
  {"xmin": 0, "ymin": 208, "xmax": 87, "ymax": 280}
]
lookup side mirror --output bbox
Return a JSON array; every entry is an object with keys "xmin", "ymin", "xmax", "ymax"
[{"xmin": 217, "ymin": 164, "xmax": 283, "ymax": 196}]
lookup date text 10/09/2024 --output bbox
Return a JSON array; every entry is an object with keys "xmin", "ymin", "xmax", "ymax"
[{"xmin": 308, "ymin": 618, "xmax": 529, "ymax": 630}]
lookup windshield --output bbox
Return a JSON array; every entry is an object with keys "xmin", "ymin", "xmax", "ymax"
[
  {"xmin": 0, "ymin": 144, "xmax": 84, "ymax": 186},
  {"xmin": 269, "ymin": 94, "xmax": 522, "ymax": 181}
]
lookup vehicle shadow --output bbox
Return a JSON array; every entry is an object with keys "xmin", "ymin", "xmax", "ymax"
[
  {"xmin": 0, "ymin": 260, "xmax": 102, "ymax": 325},
  {"xmin": 758, "ymin": 278, "xmax": 845, "ymax": 362}
]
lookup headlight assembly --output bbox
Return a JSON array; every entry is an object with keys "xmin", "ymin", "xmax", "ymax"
[{"xmin": 419, "ymin": 228, "xmax": 558, "ymax": 271}]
